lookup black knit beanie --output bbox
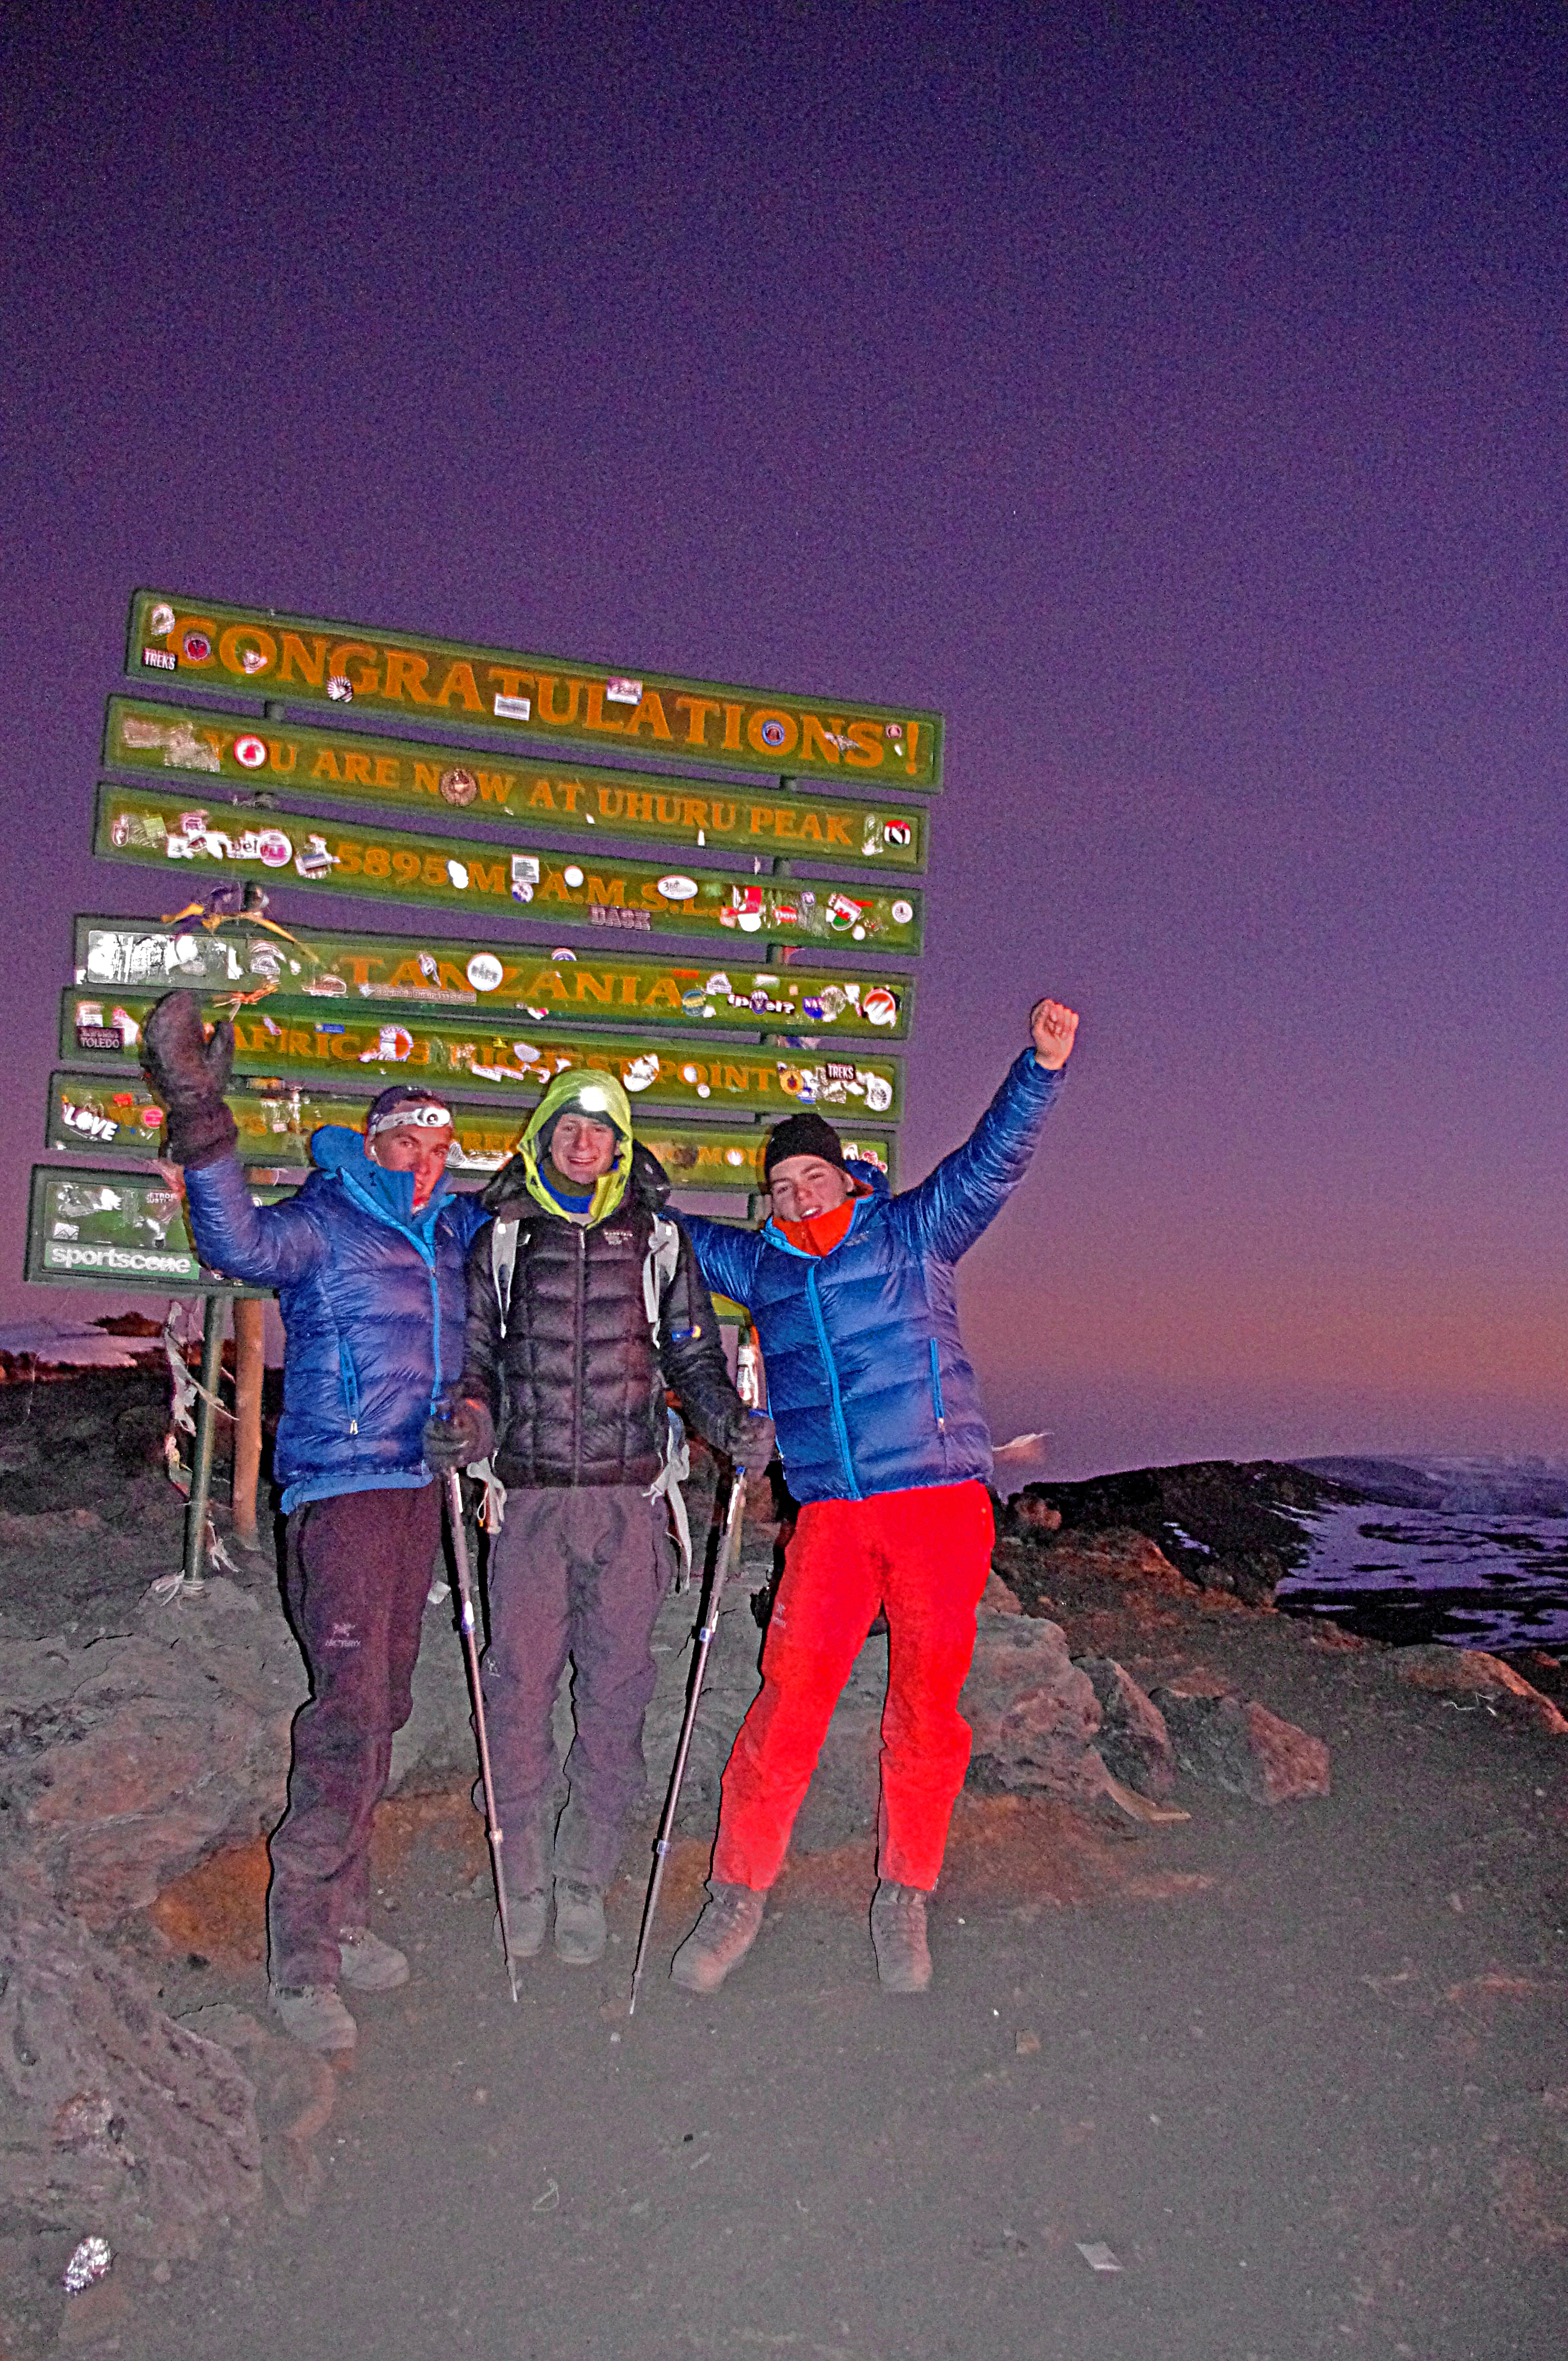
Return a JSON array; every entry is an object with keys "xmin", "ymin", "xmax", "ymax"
[{"xmin": 763, "ymin": 1109, "xmax": 850, "ymax": 1180}]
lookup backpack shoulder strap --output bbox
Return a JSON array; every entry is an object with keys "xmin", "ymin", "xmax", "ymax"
[
  {"xmin": 491, "ymin": 1215, "xmax": 529, "ymax": 1337},
  {"xmin": 642, "ymin": 1213, "xmax": 681, "ymax": 1346}
]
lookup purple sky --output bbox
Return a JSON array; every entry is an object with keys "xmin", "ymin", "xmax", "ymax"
[{"xmin": 3, "ymin": 3, "xmax": 1564, "ymax": 1475}]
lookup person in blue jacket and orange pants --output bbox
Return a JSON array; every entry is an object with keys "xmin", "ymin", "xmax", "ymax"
[{"xmin": 671, "ymin": 994, "xmax": 1080, "ymax": 1995}]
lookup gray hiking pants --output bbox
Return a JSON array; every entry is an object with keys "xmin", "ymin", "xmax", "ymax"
[{"xmin": 481, "ymin": 1486, "xmax": 676, "ymax": 1895}]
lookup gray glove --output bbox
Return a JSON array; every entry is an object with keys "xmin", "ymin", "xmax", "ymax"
[
  {"xmin": 731, "ymin": 1412, "xmax": 777, "ymax": 1472},
  {"xmin": 140, "ymin": 991, "xmax": 238, "ymax": 1168},
  {"xmin": 422, "ymin": 1394, "xmax": 496, "ymax": 1471}
]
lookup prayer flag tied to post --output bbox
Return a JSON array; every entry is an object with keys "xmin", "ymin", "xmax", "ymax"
[
  {"xmin": 45, "ymin": 1073, "xmax": 896, "ymax": 1193},
  {"xmin": 72, "ymin": 916, "xmax": 916, "ymax": 1042},
  {"xmin": 59, "ymin": 991, "xmax": 904, "ymax": 1123},
  {"xmin": 93, "ymin": 784, "xmax": 925, "ymax": 952},
  {"xmin": 124, "ymin": 592, "xmax": 945, "ymax": 788},
  {"xmin": 105, "ymin": 699, "xmax": 929, "ymax": 869}
]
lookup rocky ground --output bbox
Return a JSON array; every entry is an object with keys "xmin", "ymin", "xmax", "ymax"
[{"xmin": 2, "ymin": 1373, "xmax": 1566, "ymax": 2357}]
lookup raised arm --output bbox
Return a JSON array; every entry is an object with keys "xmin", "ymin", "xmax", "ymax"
[
  {"xmin": 899, "ymin": 995, "xmax": 1079, "ymax": 1266},
  {"xmin": 183, "ymin": 1156, "xmax": 326, "ymax": 1288}
]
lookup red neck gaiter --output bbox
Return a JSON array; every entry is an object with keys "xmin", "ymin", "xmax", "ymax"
[{"xmin": 776, "ymin": 1197, "xmax": 857, "ymax": 1257}]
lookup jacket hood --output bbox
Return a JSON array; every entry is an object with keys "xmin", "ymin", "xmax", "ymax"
[
  {"xmin": 481, "ymin": 1068, "xmax": 653, "ymax": 1225},
  {"xmin": 309, "ymin": 1123, "xmax": 449, "ymax": 1232},
  {"xmin": 845, "ymin": 1155, "xmax": 892, "ymax": 1200}
]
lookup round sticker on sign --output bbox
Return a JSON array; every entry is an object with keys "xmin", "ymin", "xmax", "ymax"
[
  {"xmin": 466, "ymin": 953, "xmax": 504, "ymax": 992},
  {"xmin": 182, "ymin": 631, "xmax": 211, "ymax": 663},
  {"xmin": 447, "ymin": 859, "xmax": 470, "ymax": 890},
  {"xmin": 257, "ymin": 830, "xmax": 293, "ymax": 868},
  {"xmin": 759, "ymin": 718, "xmax": 788, "ymax": 749},
  {"xmin": 862, "ymin": 987, "xmax": 899, "ymax": 1026},
  {"xmin": 890, "ymin": 900, "xmax": 913, "ymax": 926},
  {"xmin": 440, "ymin": 768, "xmax": 478, "ymax": 807},
  {"xmin": 563, "ymin": 866, "xmax": 585, "ymax": 889},
  {"xmin": 657, "ymin": 875, "xmax": 698, "ymax": 901},
  {"xmin": 234, "ymin": 736, "xmax": 268, "ymax": 770}
]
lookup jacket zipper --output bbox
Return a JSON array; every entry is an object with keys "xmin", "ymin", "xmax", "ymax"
[
  {"xmin": 928, "ymin": 1339, "xmax": 946, "ymax": 1437},
  {"xmin": 339, "ymin": 1332, "xmax": 361, "ymax": 1434},
  {"xmin": 805, "ymin": 1262, "xmax": 860, "ymax": 1501},
  {"xmin": 571, "ymin": 1225, "xmax": 586, "ymax": 1482}
]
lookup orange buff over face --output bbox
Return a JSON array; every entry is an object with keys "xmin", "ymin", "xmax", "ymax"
[{"xmin": 776, "ymin": 1199, "xmax": 857, "ymax": 1257}]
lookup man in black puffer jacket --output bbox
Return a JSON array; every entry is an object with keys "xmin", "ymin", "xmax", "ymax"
[{"xmin": 426, "ymin": 1068, "xmax": 773, "ymax": 1967}]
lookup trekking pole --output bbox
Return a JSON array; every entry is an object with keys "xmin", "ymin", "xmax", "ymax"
[
  {"xmin": 628, "ymin": 1329, "xmax": 761, "ymax": 2016},
  {"xmin": 628, "ymin": 1468, "xmax": 747, "ymax": 2015},
  {"xmin": 443, "ymin": 1467, "xmax": 521, "ymax": 2004}
]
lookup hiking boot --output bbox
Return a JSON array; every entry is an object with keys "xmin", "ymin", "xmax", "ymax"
[
  {"xmin": 553, "ymin": 1880, "xmax": 606, "ymax": 1966},
  {"xmin": 336, "ymin": 1926, "xmax": 409, "ymax": 1992},
  {"xmin": 870, "ymin": 1881, "xmax": 933, "ymax": 1993},
  {"xmin": 269, "ymin": 1982, "xmax": 357, "ymax": 2054},
  {"xmin": 494, "ymin": 1886, "xmax": 549, "ymax": 1960},
  {"xmin": 670, "ymin": 1882, "xmax": 766, "ymax": 1993}
]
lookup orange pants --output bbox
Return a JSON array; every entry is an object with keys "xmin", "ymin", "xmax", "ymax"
[{"xmin": 712, "ymin": 1481, "xmax": 995, "ymax": 1892}]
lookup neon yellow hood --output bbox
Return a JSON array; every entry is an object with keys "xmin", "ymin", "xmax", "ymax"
[{"xmin": 514, "ymin": 1067, "xmax": 635, "ymax": 1225}]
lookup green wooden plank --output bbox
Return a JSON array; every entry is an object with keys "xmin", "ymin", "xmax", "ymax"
[
  {"xmin": 95, "ymin": 782, "xmax": 924, "ymax": 953},
  {"xmin": 46, "ymin": 1070, "xmax": 896, "ymax": 1192},
  {"xmin": 60, "ymin": 992, "xmax": 903, "ymax": 1122},
  {"xmin": 105, "ymin": 698, "xmax": 928, "ymax": 870},
  {"xmin": 126, "ymin": 591, "xmax": 944, "ymax": 788},
  {"xmin": 25, "ymin": 1164, "xmax": 271, "ymax": 1294},
  {"xmin": 72, "ymin": 915, "xmax": 915, "ymax": 1042}
]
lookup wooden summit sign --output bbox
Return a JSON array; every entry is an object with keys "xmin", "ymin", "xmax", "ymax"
[
  {"xmin": 61, "ymin": 992, "xmax": 904, "ymax": 1123},
  {"xmin": 46, "ymin": 1073, "xmax": 896, "ymax": 1192},
  {"xmin": 105, "ymin": 699, "xmax": 928, "ymax": 869},
  {"xmin": 74, "ymin": 918, "xmax": 914, "ymax": 1042},
  {"xmin": 126, "ymin": 593, "xmax": 944, "ymax": 788},
  {"xmin": 95, "ymin": 784, "xmax": 924, "ymax": 953},
  {"xmin": 25, "ymin": 1165, "xmax": 275, "ymax": 1294}
]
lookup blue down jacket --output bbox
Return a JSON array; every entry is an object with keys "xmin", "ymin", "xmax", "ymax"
[
  {"xmin": 183, "ymin": 1130, "xmax": 489, "ymax": 1511},
  {"xmin": 684, "ymin": 1050, "xmax": 1064, "ymax": 1504}
]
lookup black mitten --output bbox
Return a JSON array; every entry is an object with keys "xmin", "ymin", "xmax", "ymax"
[
  {"xmin": 140, "ymin": 991, "xmax": 239, "ymax": 1168},
  {"xmin": 422, "ymin": 1394, "xmax": 497, "ymax": 1471}
]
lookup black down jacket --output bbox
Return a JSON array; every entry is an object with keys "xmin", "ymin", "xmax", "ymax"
[{"xmin": 460, "ymin": 1143, "xmax": 752, "ymax": 1488}]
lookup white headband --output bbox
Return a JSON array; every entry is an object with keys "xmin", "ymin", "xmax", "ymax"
[{"xmin": 367, "ymin": 1101, "xmax": 452, "ymax": 1138}]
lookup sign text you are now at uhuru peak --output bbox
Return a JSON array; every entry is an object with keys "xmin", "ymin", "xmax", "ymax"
[
  {"xmin": 95, "ymin": 785, "xmax": 923, "ymax": 952},
  {"xmin": 106, "ymin": 700, "xmax": 928, "ymax": 869},
  {"xmin": 127, "ymin": 593, "xmax": 943, "ymax": 788}
]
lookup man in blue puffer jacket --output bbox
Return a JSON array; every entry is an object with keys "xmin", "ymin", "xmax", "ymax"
[
  {"xmin": 141, "ymin": 992, "xmax": 489, "ymax": 2054},
  {"xmin": 670, "ymin": 993, "xmax": 1080, "ymax": 1997}
]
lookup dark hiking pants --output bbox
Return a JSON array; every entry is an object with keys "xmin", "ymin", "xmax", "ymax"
[
  {"xmin": 268, "ymin": 1483, "xmax": 441, "ymax": 1988},
  {"xmin": 481, "ymin": 1486, "xmax": 676, "ymax": 1896}
]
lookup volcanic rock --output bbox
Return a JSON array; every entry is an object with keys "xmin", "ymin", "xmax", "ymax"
[
  {"xmin": 1073, "ymin": 1657, "xmax": 1176, "ymax": 1799},
  {"xmin": 1004, "ymin": 1460, "xmax": 1359, "ymax": 1604},
  {"xmin": 0, "ymin": 1856, "xmax": 262, "ymax": 2259},
  {"xmin": 1392, "ymin": 1646, "xmax": 1568, "ymax": 1734},
  {"xmin": 0, "ymin": 1581, "xmax": 306, "ymax": 1923},
  {"xmin": 1151, "ymin": 1687, "xmax": 1331, "ymax": 1804},
  {"xmin": 963, "ymin": 1617, "xmax": 1110, "ymax": 1808}
]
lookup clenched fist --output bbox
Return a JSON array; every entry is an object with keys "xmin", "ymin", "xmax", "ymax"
[{"xmin": 1030, "ymin": 998, "xmax": 1080, "ymax": 1071}]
